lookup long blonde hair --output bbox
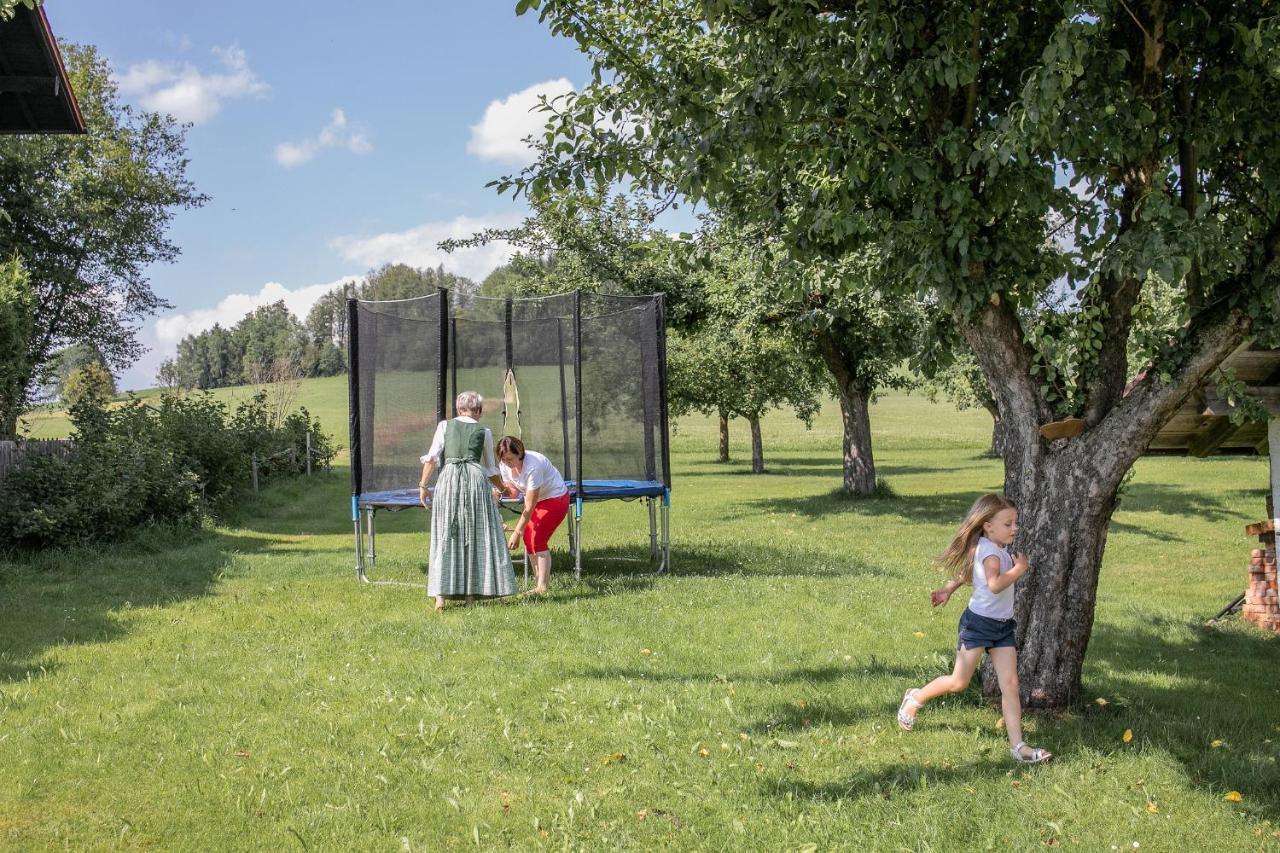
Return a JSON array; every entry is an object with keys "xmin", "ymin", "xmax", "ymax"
[{"xmin": 938, "ymin": 494, "xmax": 1017, "ymax": 583}]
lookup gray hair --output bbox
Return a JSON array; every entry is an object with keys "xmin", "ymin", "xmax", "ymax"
[{"xmin": 455, "ymin": 391, "xmax": 484, "ymax": 415}]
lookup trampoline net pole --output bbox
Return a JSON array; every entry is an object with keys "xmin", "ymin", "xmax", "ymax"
[
  {"xmin": 574, "ymin": 290, "xmax": 584, "ymax": 580},
  {"xmin": 347, "ymin": 298, "xmax": 363, "ymax": 582},
  {"xmin": 557, "ymin": 318, "xmax": 571, "ymax": 483},
  {"xmin": 438, "ymin": 288, "xmax": 449, "ymax": 422},
  {"xmin": 450, "ymin": 318, "xmax": 458, "ymax": 417},
  {"xmin": 656, "ymin": 293, "xmax": 672, "ymax": 489}
]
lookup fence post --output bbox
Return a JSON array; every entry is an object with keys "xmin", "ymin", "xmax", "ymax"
[
  {"xmin": 306, "ymin": 431, "xmax": 312, "ymax": 477},
  {"xmin": 252, "ymin": 454, "xmax": 259, "ymax": 493}
]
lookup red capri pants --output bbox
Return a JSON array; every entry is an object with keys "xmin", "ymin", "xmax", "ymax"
[{"xmin": 523, "ymin": 492, "xmax": 570, "ymax": 553}]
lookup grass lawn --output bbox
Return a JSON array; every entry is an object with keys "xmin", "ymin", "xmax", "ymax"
[{"xmin": 2, "ymin": 386, "xmax": 1279, "ymax": 850}]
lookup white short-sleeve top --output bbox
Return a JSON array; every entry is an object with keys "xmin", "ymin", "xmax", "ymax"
[
  {"xmin": 499, "ymin": 449, "xmax": 568, "ymax": 500},
  {"xmin": 967, "ymin": 535, "xmax": 1015, "ymax": 620},
  {"xmin": 419, "ymin": 416, "xmax": 499, "ymax": 477}
]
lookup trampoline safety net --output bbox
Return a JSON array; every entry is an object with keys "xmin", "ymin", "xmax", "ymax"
[{"xmin": 348, "ymin": 290, "xmax": 670, "ymax": 502}]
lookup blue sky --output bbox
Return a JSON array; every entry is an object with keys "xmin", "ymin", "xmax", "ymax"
[{"xmin": 46, "ymin": 1, "xmax": 594, "ymax": 389}]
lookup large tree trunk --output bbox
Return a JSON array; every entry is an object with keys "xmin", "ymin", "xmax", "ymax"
[
  {"xmin": 747, "ymin": 414, "xmax": 764, "ymax": 473},
  {"xmin": 960, "ymin": 294, "xmax": 1254, "ymax": 709},
  {"xmin": 814, "ymin": 328, "xmax": 877, "ymax": 495},
  {"xmin": 994, "ymin": 451, "xmax": 1122, "ymax": 707},
  {"xmin": 836, "ymin": 384, "xmax": 875, "ymax": 494},
  {"xmin": 718, "ymin": 410, "xmax": 730, "ymax": 463}
]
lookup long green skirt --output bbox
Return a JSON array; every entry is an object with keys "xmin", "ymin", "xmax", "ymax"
[{"xmin": 428, "ymin": 460, "xmax": 516, "ymax": 598}]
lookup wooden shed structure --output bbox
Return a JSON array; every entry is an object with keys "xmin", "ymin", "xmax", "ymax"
[
  {"xmin": 0, "ymin": 4, "xmax": 84, "ymax": 134},
  {"xmin": 1147, "ymin": 342, "xmax": 1280, "ymax": 456}
]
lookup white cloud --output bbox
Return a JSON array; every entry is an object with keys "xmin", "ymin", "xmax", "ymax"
[
  {"xmin": 331, "ymin": 214, "xmax": 522, "ymax": 282},
  {"xmin": 274, "ymin": 108, "xmax": 373, "ymax": 168},
  {"xmin": 115, "ymin": 45, "xmax": 268, "ymax": 125},
  {"xmin": 467, "ymin": 78, "xmax": 575, "ymax": 166}
]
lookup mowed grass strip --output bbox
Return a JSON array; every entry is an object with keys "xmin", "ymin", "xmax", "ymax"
[{"xmin": 2, "ymin": 388, "xmax": 1278, "ymax": 850}]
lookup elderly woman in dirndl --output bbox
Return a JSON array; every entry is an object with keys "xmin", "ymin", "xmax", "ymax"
[{"xmin": 418, "ymin": 391, "xmax": 516, "ymax": 611}]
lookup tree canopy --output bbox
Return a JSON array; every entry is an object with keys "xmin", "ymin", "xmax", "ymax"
[
  {"xmin": 667, "ymin": 229, "xmax": 825, "ymax": 472},
  {"xmin": 0, "ymin": 42, "xmax": 204, "ymax": 435},
  {"xmin": 508, "ymin": 0, "xmax": 1280, "ymax": 708}
]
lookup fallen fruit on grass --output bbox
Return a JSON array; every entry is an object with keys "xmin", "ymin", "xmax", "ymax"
[
  {"xmin": 1224, "ymin": 791, "xmax": 1243, "ymax": 802},
  {"xmin": 1123, "ymin": 729, "xmax": 1133, "ymax": 744}
]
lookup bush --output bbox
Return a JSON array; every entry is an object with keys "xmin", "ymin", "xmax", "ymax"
[
  {"xmin": 0, "ymin": 397, "xmax": 199, "ymax": 547},
  {"xmin": 0, "ymin": 391, "xmax": 335, "ymax": 549}
]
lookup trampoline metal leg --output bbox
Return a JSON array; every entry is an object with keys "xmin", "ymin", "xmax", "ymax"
[
  {"xmin": 574, "ymin": 512, "xmax": 582, "ymax": 581},
  {"xmin": 354, "ymin": 513, "xmax": 367, "ymax": 583},
  {"xmin": 366, "ymin": 507, "xmax": 376, "ymax": 567},
  {"xmin": 648, "ymin": 498, "xmax": 658, "ymax": 562},
  {"xmin": 656, "ymin": 500, "xmax": 670, "ymax": 575}
]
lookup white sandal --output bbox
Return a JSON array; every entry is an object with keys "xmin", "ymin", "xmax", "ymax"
[
  {"xmin": 1010, "ymin": 741, "xmax": 1052, "ymax": 763},
  {"xmin": 897, "ymin": 689, "xmax": 922, "ymax": 731}
]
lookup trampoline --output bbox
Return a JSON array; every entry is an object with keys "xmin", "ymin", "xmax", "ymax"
[{"xmin": 348, "ymin": 290, "xmax": 671, "ymax": 583}]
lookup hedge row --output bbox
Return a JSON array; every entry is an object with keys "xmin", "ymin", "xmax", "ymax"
[{"xmin": 0, "ymin": 391, "xmax": 335, "ymax": 549}]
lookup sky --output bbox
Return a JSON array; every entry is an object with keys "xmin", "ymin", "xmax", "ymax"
[{"xmin": 44, "ymin": 0, "xmax": 596, "ymax": 390}]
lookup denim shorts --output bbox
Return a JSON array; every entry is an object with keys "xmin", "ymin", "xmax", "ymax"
[{"xmin": 957, "ymin": 607, "xmax": 1017, "ymax": 651}]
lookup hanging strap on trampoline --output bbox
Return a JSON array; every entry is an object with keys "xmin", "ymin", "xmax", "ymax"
[{"xmin": 502, "ymin": 368, "xmax": 522, "ymax": 438}]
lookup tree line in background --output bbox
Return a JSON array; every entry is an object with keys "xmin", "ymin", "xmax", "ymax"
[{"xmin": 160, "ymin": 264, "xmax": 472, "ymax": 391}]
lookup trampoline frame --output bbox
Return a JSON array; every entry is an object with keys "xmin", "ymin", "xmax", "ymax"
[{"xmin": 347, "ymin": 289, "xmax": 672, "ymax": 585}]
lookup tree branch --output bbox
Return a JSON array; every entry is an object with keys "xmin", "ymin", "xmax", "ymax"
[{"xmin": 957, "ymin": 296, "xmax": 1050, "ymax": 447}]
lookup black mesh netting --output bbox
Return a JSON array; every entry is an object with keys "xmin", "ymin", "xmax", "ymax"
[
  {"xmin": 349, "ymin": 290, "xmax": 668, "ymax": 496},
  {"xmin": 351, "ymin": 294, "xmax": 446, "ymax": 494}
]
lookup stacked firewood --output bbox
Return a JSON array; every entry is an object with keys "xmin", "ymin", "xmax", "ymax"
[{"xmin": 1245, "ymin": 538, "xmax": 1280, "ymax": 633}]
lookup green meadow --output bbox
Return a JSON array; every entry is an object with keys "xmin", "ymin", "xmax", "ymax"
[{"xmin": 2, "ymin": 379, "xmax": 1278, "ymax": 850}]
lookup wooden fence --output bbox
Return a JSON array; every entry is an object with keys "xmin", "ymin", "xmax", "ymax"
[{"xmin": 0, "ymin": 439, "xmax": 75, "ymax": 486}]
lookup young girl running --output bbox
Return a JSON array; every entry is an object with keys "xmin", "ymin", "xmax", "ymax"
[{"xmin": 896, "ymin": 494, "xmax": 1052, "ymax": 764}]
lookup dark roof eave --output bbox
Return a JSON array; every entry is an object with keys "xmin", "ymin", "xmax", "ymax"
[{"xmin": 33, "ymin": 5, "xmax": 85, "ymax": 134}]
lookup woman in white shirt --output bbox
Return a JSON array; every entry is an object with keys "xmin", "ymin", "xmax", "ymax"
[
  {"xmin": 496, "ymin": 436, "xmax": 570, "ymax": 595},
  {"xmin": 418, "ymin": 391, "xmax": 515, "ymax": 611}
]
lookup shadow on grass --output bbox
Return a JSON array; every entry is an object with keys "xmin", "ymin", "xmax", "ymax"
[
  {"xmin": 675, "ymin": 456, "xmax": 990, "ymax": 480},
  {"xmin": 0, "ymin": 527, "xmax": 275, "ymax": 684},
  {"xmin": 744, "ymin": 487, "xmax": 992, "ymax": 525},
  {"xmin": 568, "ymin": 659, "xmax": 920, "ymax": 688},
  {"xmin": 739, "ymin": 477, "xmax": 1259, "ymax": 531},
  {"xmin": 1108, "ymin": 520, "xmax": 1186, "ymax": 543},
  {"xmin": 0, "ymin": 471, "xmax": 345, "ymax": 685},
  {"xmin": 762, "ymin": 759, "xmax": 1011, "ymax": 802},
  {"xmin": 1115, "ymin": 481, "xmax": 1261, "ymax": 522},
  {"xmin": 760, "ymin": 612, "xmax": 1280, "ymax": 819}
]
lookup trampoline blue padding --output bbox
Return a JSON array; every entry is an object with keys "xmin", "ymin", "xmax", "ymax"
[
  {"xmin": 573, "ymin": 479, "xmax": 666, "ymax": 499},
  {"xmin": 357, "ymin": 480, "xmax": 666, "ymax": 509}
]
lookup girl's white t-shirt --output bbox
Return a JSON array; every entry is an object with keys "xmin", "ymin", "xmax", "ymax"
[
  {"xmin": 967, "ymin": 536, "xmax": 1015, "ymax": 620},
  {"xmin": 499, "ymin": 450, "xmax": 568, "ymax": 501}
]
